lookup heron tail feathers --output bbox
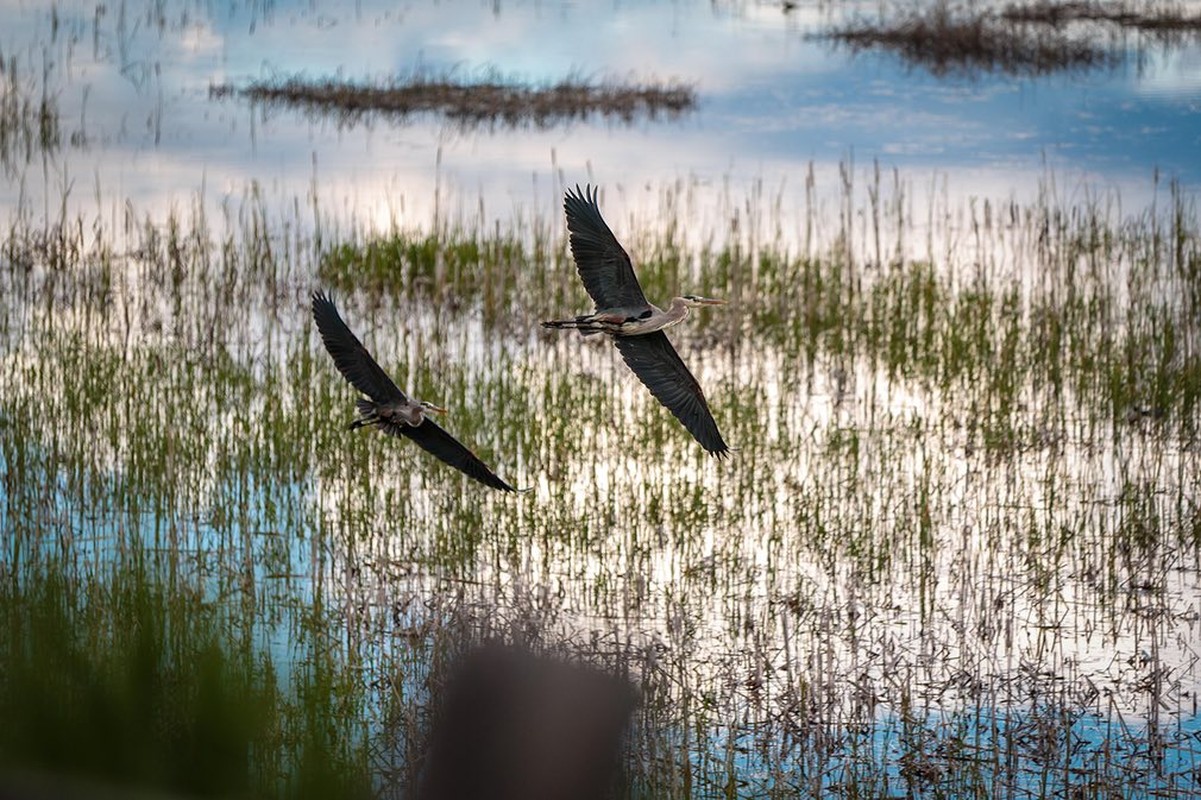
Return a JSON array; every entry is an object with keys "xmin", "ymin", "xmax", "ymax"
[
  {"xmin": 541, "ymin": 315, "xmax": 612, "ymax": 335},
  {"xmin": 348, "ymin": 398, "xmax": 379, "ymax": 430}
]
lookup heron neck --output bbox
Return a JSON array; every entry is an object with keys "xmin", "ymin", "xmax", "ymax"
[
  {"xmin": 668, "ymin": 297, "xmax": 691, "ymax": 324},
  {"xmin": 403, "ymin": 402, "xmax": 426, "ymax": 426}
]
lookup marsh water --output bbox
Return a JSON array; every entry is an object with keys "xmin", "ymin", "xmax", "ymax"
[{"xmin": 2, "ymin": 0, "xmax": 1200, "ymax": 797}]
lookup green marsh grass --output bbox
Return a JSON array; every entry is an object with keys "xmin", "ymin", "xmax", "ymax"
[
  {"xmin": 1, "ymin": 169, "xmax": 1199, "ymax": 797},
  {"xmin": 0, "ymin": 558, "xmax": 371, "ymax": 798}
]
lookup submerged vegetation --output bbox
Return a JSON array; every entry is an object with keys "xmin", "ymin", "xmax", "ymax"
[
  {"xmin": 319, "ymin": 181, "xmax": 1201, "ymax": 439},
  {"xmin": 212, "ymin": 72, "xmax": 697, "ymax": 129}
]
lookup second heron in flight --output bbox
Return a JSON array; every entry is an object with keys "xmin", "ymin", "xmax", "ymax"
[
  {"xmin": 543, "ymin": 185, "xmax": 730, "ymax": 457},
  {"xmin": 313, "ymin": 291, "xmax": 516, "ymax": 491}
]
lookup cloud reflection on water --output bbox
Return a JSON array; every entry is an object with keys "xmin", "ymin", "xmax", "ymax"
[{"xmin": 2, "ymin": 0, "xmax": 1199, "ymax": 242}]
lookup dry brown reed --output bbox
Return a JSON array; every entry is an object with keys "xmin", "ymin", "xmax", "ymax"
[
  {"xmin": 1001, "ymin": 0, "xmax": 1201, "ymax": 33},
  {"xmin": 211, "ymin": 74, "xmax": 697, "ymax": 129},
  {"xmin": 825, "ymin": 4, "xmax": 1114, "ymax": 76}
]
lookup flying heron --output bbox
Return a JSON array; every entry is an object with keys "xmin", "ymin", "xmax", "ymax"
[
  {"xmin": 543, "ymin": 185, "xmax": 730, "ymax": 457},
  {"xmin": 312, "ymin": 291, "xmax": 516, "ymax": 491}
]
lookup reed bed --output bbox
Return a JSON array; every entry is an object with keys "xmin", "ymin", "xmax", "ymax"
[{"xmin": 1, "ymin": 169, "xmax": 1198, "ymax": 797}]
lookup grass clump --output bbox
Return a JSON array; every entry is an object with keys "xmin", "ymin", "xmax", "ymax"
[
  {"xmin": 0, "ymin": 53, "xmax": 60, "ymax": 173},
  {"xmin": 1001, "ymin": 1, "xmax": 1201, "ymax": 34},
  {"xmin": 825, "ymin": 0, "xmax": 1201, "ymax": 76},
  {"xmin": 0, "ymin": 559, "xmax": 372, "ymax": 799},
  {"xmin": 824, "ymin": 2, "xmax": 1114, "ymax": 76},
  {"xmin": 212, "ymin": 72, "xmax": 697, "ymax": 129},
  {"xmin": 320, "ymin": 231, "xmax": 525, "ymax": 301}
]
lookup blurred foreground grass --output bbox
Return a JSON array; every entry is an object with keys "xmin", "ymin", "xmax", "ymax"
[{"xmin": 0, "ymin": 559, "xmax": 371, "ymax": 799}]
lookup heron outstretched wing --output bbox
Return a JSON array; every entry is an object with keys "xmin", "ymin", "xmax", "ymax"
[
  {"xmin": 564, "ymin": 185, "xmax": 649, "ymax": 311},
  {"xmin": 378, "ymin": 418, "xmax": 516, "ymax": 492},
  {"xmin": 312, "ymin": 291, "xmax": 406, "ymax": 403},
  {"xmin": 613, "ymin": 332, "xmax": 729, "ymax": 457}
]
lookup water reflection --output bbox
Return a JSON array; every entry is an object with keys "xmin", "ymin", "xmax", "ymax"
[{"xmin": 1, "ymin": 0, "xmax": 1199, "ymax": 236}]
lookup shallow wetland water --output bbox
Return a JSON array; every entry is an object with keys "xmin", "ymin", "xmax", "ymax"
[{"xmin": 1, "ymin": 0, "xmax": 1200, "ymax": 797}]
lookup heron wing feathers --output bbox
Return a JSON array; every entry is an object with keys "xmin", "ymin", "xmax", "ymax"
[
  {"xmin": 564, "ymin": 185, "xmax": 649, "ymax": 310},
  {"xmin": 614, "ymin": 332, "xmax": 729, "ymax": 456},
  {"xmin": 386, "ymin": 420, "xmax": 516, "ymax": 492},
  {"xmin": 312, "ymin": 292, "xmax": 407, "ymax": 403}
]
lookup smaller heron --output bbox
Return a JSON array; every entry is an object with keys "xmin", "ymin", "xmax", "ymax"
[{"xmin": 312, "ymin": 291, "xmax": 516, "ymax": 492}]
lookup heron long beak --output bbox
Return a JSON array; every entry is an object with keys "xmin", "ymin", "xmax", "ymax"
[
  {"xmin": 697, "ymin": 297, "xmax": 727, "ymax": 306},
  {"xmin": 425, "ymin": 403, "xmax": 448, "ymax": 415}
]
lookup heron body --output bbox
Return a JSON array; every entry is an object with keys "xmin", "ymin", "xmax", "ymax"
[
  {"xmin": 543, "ymin": 296, "xmax": 717, "ymax": 337},
  {"xmin": 312, "ymin": 291, "xmax": 516, "ymax": 492},
  {"xmin": 542, "ymin": 185, "xmax": 730, "ymax": 457},
  {"xmin": 348, "ymin": 396, "xmax": 445, "ymax": 430}
]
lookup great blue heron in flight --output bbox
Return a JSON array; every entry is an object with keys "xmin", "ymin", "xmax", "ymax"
[
  {"xmin": 312, "ymin": 291, "xmax": 516, "ymax": 491},
  {"xmin": 543, "ymin": 185, "xmax": 730, "ymax": 457}
]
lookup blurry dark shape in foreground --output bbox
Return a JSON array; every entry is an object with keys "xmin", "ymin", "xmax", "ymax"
[
  {"xmin": 416, "ymin": 645, "xmax": 636, "ymax": 800},
  {"xmin": 823, "ymin": 4, "xmax": 1114, "ymax": 77},
  {"xmin": 209, "ymin": 73, "xmax": 697, "ymax": 130}
]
